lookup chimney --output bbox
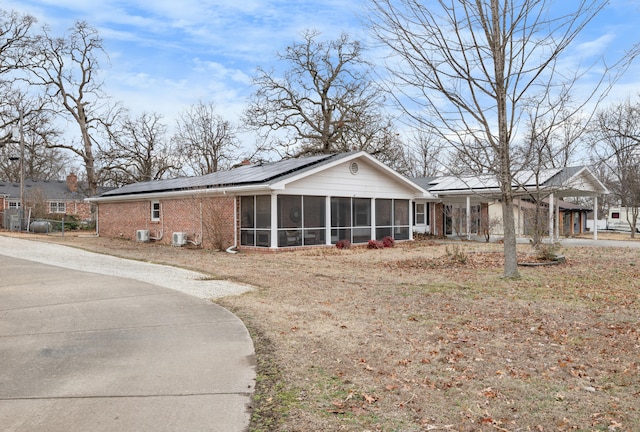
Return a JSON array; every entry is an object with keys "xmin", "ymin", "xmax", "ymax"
[
  {"xmin": 66, "ymin": 173, "xmax": 78, "ymax": 193},
  {"xmin": 241, "ymin": 159, "xmax": 251, "ymax": 166}
]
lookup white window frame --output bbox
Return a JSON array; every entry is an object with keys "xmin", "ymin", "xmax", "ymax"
[
  {"xmin": 415, "ymin": 203, "xmax": 426, "ymax": 225},
  {"xmin": 151, "ymin": 201, "xmax": 161, "ymax": 221},
  {"xmin": 49, "ymin": 201, "xmax": 67, "ymax": 214}
]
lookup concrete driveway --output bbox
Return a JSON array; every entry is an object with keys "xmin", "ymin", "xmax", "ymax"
[{"xmin": 0, "ymin": 239, "xmax": 255, "ymax": 432}]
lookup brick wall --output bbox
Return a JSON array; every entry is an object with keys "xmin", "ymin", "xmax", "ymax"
[
  {"xmin": 433, "ymin": 203, "xmax": 444, "ymax": 237},
  {"xmin": 97, "ymin": 195, "xmax": 236, "ymax": 249},
  {"xmin": 65, "ymin": 201, "xmax": 93, "ymax": 220}
]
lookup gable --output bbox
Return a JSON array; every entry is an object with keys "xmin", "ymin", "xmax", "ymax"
[{"xmin": 280, "ymin": 157, "xmax": 420, "ymax": 198}]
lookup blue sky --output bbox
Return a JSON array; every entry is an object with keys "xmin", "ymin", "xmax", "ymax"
[{"xmin": 6, "ymin": 0, "xmax": 640, "ymax": 152}]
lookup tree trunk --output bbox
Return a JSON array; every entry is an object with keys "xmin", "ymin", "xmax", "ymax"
[{"xmin": 501, "ymin": 195, "xmax": 519, "ymax": 278}]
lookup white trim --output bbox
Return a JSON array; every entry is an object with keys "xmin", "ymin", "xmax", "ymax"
[
  {"xmin": 269, "ymin": 151, "xmax": 434, "ymax": 199},
  {"xmin": 87, "ymin": 184, "xmax": 273, "ymax": 203}
]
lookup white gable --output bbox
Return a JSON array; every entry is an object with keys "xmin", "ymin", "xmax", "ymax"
[{"xmin": 278, "ymin": 157, "xmax": 421, "ymax": 199}]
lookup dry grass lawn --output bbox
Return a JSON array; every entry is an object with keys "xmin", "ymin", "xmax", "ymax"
[{"xmin": 15, "ymin": 232, "xmax": 640, "ymax": 431}]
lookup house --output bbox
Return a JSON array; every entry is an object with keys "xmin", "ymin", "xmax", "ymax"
[
  {"xmin": 412, "ymin": 166, "xmax": 608, "ymax": 239},
  {"xmin": 0, "ymin": 173, "xmax": 97, "ymax": 230},
  {"xmin": 606, "ymin": 207, "xmax": 640, "ymax": 232},
  {"xmin": 87, "ymin": 152, "xmax": 435, "ymax": 250}
]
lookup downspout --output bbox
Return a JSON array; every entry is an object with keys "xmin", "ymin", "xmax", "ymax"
[{"xmin": 226, "ymin": 196, "xmax": 238, "ymax": 254}]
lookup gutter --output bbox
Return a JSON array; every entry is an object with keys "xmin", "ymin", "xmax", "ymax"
[{"xmin": 86, "ymin": 184, "xmax": 273, "ymax": 203}]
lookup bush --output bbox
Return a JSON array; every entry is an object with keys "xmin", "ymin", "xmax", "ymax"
[
  {"xmin": 367, "ymin": 239, "xmax": 384, "ymax": 249},
  {"xmin": 382, "ymin": 236, "xmax": 395, "ymax": 248},
  {"xmin": 446, "ymin": 244, "xmax": 468, "ymax": 264},
  {"xmin": 536, "ymin": 242, "xmax": 560, "ymax": 261},
  {"xmin": 336, "ymin": 239, "xmax": 351, "ymax": 249}
]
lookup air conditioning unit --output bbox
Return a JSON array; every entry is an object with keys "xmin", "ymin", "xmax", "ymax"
[
  {"xmin": 172, "ymin": 232, "xmax": 188, "ymax": 246},
  {"xmin": 136, "ymin": 229, "xmax": 150, "ymax": 242}
]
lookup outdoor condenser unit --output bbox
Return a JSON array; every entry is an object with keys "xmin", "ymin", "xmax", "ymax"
[
  {"xmin": 136, "ymin": 230, "xmax": 150, "ymax": 242},
  {"xmin": 172, "ymin": 232, "xmax": 188, "ymax": 246}
]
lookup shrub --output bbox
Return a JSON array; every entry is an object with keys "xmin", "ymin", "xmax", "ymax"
[
  {"xmin": 382, "ymin": 236, "xmax": 395, "ymax": 248},
  {"xmin": 367, "ymin": 239, "xmax": 384, "ymax": 249},
  {"xmin": 446, "ymin": 244, "xmax": 468, "ymax": 264},
  {"xmin": 536, "ymin": 242, "xmax": 560, "ymax": 261},
  {"xmin": 336, "ymin": 239, "xmax": 351, "ymax": 249}
]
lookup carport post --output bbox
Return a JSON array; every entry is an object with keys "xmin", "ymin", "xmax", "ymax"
[
  {"xmin": 466, "ymin": 196, "xmax": 471, "ymax": 240},
  {"xmin": 594, "ymin": 195, "xmax": 598, "ymax": 240},
  {"xmin": 549, "ymin": 193, "xmax": 554, "ymax": 241}
]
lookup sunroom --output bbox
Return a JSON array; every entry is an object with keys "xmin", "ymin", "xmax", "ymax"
[{"xmin": 239, "ymin": 194, "xmax": 412, "ymax": 248}]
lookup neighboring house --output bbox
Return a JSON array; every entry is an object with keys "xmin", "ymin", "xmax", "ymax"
[
  {"xmin": 413, "ymin": 166, "xmax": 608, "ymax": 239},
  {"xmin": 0, "ymin": 173, "xmax": 98, "ymax": 229},
  {"xmin": 606, "ymin": 207, "xmax": 640, "ymax": 232},
  {"xmin": 88, "ymin": 152, "xmax": 435, "ymax": 250}
]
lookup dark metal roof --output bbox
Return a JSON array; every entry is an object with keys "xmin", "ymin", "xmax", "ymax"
[{"xmin": 100, "ymin": 153, "xmax": 349, "ymax": 197}]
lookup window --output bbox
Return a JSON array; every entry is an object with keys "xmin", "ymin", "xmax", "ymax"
[
  {"xmin": 375, "ymin": 199, "xmax": 392, "ymax": 239},
  {"xmin": 241, "ymin": 195, "xmax": 272, "ymax": 247},
  {"xmin": 394, "ymin": 200, "xmax": 410, "ymax": 240},
  {"xmin": 331, "ymin": 197, "xmax": 352, "ymax": 244},
  {"xmin": 303, "ymin": 196, "xmax": 326, "ymax": 245},
  {"xmin": 49, "ymin": 201, "xmax": 66, "ymax": 214},
  {"xmin": 376, "ymin": 199, "xmax": 410, "ymax": 240},
  {"xmin": 352, "ymin": 198, "xmax": 371, "ymax": 243},
  {"xmin": 151, "ymin": 201, "xmax": 161, "ymax": 221},
  {"xmin": 612, "ymin": 212, "xmax": 620, "ymax": 219},
  {"xmin": 8, "ymin": 200, "xmax": 20, "ymax": 209},
  {"xmin": 415, "ymin": 203, "xmax": 426, "ymax": 225},
  {"xmin": 277, "ymin": 195, "xmax": 326, "ymax": 246}
]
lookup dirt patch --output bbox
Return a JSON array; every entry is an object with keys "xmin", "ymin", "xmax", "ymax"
[{"xmin": 13, "ymin": 231, "xmax": 640, "ymax": 431}]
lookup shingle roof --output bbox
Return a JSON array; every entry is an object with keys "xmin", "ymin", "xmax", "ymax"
[
  {"xmin": 0, "ymin": 179, "xmax": 86, "ymax": 200},
  {"xmin": 99, "ymin": 153, "xmax": 351, "ymax": 197}
]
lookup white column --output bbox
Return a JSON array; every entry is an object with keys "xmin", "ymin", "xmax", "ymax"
[
  {"xmin": 325, "ymin": 196, "xmax": 332, "ymax": 245},
  {"xmin": 548, "ymin": 193, "xmax": 554, "ymax": 241},
  {"xmin": 270, "ymin": 193, "xmax": 278, "ymax": 249},
  {"xmin": 371, "ymin": 198, "xmax": 377, "ymax": 240},
  {"xmin": 466, "ymin": 196, "xmax": 471, "ymax": 240},
  {"xmin": 594, "ymin": 195, "xmax": 599, "ymax": 240}
]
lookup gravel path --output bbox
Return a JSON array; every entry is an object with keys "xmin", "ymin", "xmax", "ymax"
[{"xmin": 0, "ymin": 235, "xmax": 253, "ymax": 299}]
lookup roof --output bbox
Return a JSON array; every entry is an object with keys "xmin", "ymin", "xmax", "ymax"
[
  {"xmin": 92, "ymin": 151, "xmax": 433, "ymax": 201},
  {"xmin": 0, "ymin": 178, "xmax": 102, "ymax": 201},
  {"xmin": 99, "ymin": 153, "xmax": 341, "ymax": 197},
  {"xmin": 412, "ymin": 166, "xmax": 608, "ymax": 198}
]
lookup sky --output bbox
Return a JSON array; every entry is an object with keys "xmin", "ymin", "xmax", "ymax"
[{"xmin": 6, "ymin": 0, "xmax": 640, "ymax": 158}]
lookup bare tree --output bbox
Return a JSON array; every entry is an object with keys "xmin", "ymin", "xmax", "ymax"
[
  {"xmin": 243, "ymin": 30, "xmax": 388, "ymax": 158},
  {"xmin": 0, "ymin": 89, "xmax": 69, "ymax": 181},
  {"xmin": 0, "ymin": 9, "xmax": 36, "ymax": 77},
  {"xmin": 406, "ymin": 131, "xmax": 446, "ymax": 177},
  {"xmin": 98, "ymin": 111, "xmax": 180, "ymax": 186},
  {"xmin": 27, "ymin": 21, "xmax": 114, "ymax": 197},
  {"xmin": 0, "ymin": 9, "xmax": 37, "ymax": 147},
  {"xmin": 516, "ymin": 94, "xmax": 587, "ymax": 247},
  {"xmin": 369, "ymin": 0, "xmax": 634, "ymax": 278},
  {"xmin": 174, "ymin": 102, "xmax": 238, "ymax": 175},
  {"xmin": 589, "ymin": 98, "xmax": 640, "ymax": 237}
]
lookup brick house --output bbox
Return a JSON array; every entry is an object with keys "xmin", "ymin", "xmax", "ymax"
[
  {"xmin": 0, "ymin": 173, "xmax": 100, "ymax": 229},
  {"xmin": 88, "ymin": 152, "xmax": 435, "ymax": 250}
]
